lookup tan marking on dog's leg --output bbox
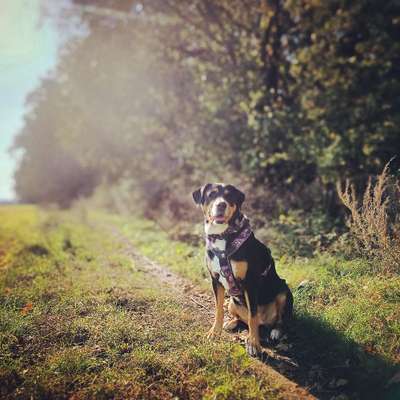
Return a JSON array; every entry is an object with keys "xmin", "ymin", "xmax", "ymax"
[
  {"xmin": 207, "ymin": 285, "xmax": 225, "ymax": 339},
  {"xmin": 257, "ymin": 302, "xmax": 278, "ymax": 326},
  {"xmin": 228, "ymin": 297, "xmax": 248, "ymax": 321},
  {"xmin": 224, "ymin": 319, "xmax": 240, "ymax": 331},
  {"xmin": 270, "ymin": 292, "xmax": 288, "ymax": 340},
  {"xmin": 228, "ymin": 297, "xmax": 236, "ymax": 316},
  {"xmin": 244, "ymin": 291, "xmax": 261, "ymax": 356},
  {"xmin": 224, "ymin": 298, "xmax": 241, "ymax": 331},
  {"xmin": 231, "ymin": 260, "xmax": 248, "ymax": 280}
]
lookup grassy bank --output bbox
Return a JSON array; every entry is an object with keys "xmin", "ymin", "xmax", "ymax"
[
  {"xmin": 1, "ymin": 205, "xmax": 308, "ymax": 399},
  {"xmin": 93, "ymin": 211, "xmax": 400, "ymax": 399}
]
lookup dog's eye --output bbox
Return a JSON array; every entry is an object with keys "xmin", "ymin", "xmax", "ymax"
[{"xmin": 208, "ymin": 191, "xmax": 218, "ymax": 199}]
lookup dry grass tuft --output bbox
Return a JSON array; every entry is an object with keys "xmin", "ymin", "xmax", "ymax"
[{"xmin": 337, "ymin": 161, "xmax": 400, "ymax": 274}]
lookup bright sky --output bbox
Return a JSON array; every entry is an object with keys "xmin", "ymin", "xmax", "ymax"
[{"xmin": 0, "ymin": 0, "xmax": 78, "ymax": 201}]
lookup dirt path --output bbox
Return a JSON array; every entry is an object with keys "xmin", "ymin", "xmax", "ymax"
[{"xmin": 109, "ymin": 225, "xmax": 317, "ymax": 400}]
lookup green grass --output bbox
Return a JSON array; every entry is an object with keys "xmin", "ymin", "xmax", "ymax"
[
  {"xmin": 93, "ymin": 211, "xmax": 400, "ymax": 399},
  {"xmin": 1, "ymin": 206, "xmax": 399, "ymax": 399},
  {"xmin": 0, "ymin": 206, "xmax": 290, "ymax": 399},
  {"xmin": 94, "ymin": 212, "xmax": 210, "ymax": 289}
]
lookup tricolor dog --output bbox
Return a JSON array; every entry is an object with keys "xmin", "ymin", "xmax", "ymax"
[{"xmin": 192, "ymin": 183, "xmax": 293, "ymax": 356}]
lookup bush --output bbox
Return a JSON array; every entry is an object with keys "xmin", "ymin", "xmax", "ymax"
[{"xmin": 336, "ymin": 161, "xmax": 400, "ymax": 274}]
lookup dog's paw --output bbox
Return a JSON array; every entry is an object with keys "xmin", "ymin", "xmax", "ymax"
[
  {"xmin": 206, "ymin": 325, "xmax": 222, "ymax": 340},
  {"xmin": 223, "ymin": 319, "xmax": 240, "ymax": 332},
  {"xmin": 245, "ymin": 336, "xmax": 262, "ymax": 357},
  {"xmin": 270, "ymin": 328, "xmax": 281, "ymax": 341}
]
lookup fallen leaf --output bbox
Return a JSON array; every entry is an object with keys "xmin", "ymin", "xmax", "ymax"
[{"xmin": 21, "ymin": 302, "xmax": 33, "ymax": 315}]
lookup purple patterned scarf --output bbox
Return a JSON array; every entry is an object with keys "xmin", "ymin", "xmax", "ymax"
[{"xmin": 206, "ymin": 213, "xmax": 252, "ymax": 299}]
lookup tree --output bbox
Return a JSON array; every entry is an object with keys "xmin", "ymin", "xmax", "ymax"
[{"xmin": 13, "ymin": 0, "xmax": 400, "ymax": 219}]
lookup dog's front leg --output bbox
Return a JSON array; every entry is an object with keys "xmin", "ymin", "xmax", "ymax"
[
  {"xmin": 207, "ymin": 277, "xmax": 225, "ymax": 339},
  {"xmin": 244, "ymin": 290, "xmax": 261, "ymax": 356}
]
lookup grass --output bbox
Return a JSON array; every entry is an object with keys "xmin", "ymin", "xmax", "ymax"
[
  {"xmin": 1, "ymin": 205, "xmax": 399, "ymax": 399},
  {"xmin": 91, "ymin": 210, "xmax": 400, "ymax": 399},
  {"xmin": 94, "ymin": 212, "xmax": 210, "ymax": 290},
  {"xmin": 0, "ymin": 205, "xmax": 293, "ymax": 399}
]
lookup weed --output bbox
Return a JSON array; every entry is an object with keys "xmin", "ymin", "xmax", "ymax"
[{"xmin": 337, "ymin": 161, "xmax": 400, "ymax": 273}]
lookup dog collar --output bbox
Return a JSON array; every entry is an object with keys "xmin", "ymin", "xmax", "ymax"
[
  {"xmin": 206, "ymin": 214, "xmax": 252, "ymax": 297},
  {"xmin": 206, "ymin": 213, "xmax": 251, "ymax": 241}
]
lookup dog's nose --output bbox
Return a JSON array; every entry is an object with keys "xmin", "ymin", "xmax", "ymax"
[{"xmin": 216, "ymin": 202, "xmax": 227, "ymax": 212}]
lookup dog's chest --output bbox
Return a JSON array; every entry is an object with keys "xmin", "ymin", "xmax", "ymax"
[{"xmin": 209, "ymin": 239, "xmax": 231, "ymax": 290}]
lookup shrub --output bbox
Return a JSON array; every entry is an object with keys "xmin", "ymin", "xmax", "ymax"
[{"xmin": 336, "ymin": 161, "xmax": 400, "ymax": 274}]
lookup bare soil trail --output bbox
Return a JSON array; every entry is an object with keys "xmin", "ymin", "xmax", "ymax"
[{"xmin": 108, "ymin": 224, "xmax": 319, "ymax": 400}]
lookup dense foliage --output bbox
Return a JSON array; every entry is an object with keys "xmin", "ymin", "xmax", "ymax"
[{"xmin": 13, "ymin": 0, "xmax": 400, "ymax": 220}]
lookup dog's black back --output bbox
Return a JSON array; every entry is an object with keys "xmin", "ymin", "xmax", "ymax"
[{"xmin": 230, "ymin": 233, "xmax": 292, "ymax": 307}]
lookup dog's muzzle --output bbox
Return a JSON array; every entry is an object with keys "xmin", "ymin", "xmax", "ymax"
[{"xmin": 212, "ymin": 201, "xmax": 227, "ymax": 224}]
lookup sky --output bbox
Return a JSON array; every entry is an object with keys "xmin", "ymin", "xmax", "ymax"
[{"xmin": 0, "ymin": 0, "xmax": 78, "ymax": 201}]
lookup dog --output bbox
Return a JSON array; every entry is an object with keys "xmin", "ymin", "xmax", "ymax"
[{"xmin": 192, "ymin": 183, "xmax": 293, "ymax": 356}]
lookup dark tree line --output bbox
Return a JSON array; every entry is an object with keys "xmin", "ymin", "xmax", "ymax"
[{"xmin": 13, "ymin": 0, "xmax": 400, "ymax": 221}]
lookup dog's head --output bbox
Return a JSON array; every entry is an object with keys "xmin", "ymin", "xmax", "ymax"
[{"xmin": 192, "ymin": 183, "xmax": 245, "ymax": 235}]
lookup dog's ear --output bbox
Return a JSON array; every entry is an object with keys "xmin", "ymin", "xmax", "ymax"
[
  {"xmin": 192, "ymin": 183, "xmax": 211, "ymax": 205},
  {"xmin": 226, "ymin": 185, "xmax": 245, "ymax": 208},
  {"xmin": 192, "ymin": 187, "xmax": 203, "ymax": 205},
  {"xmin": 235, "ymin": 188, "xmax": 245, "ymax": 208},
  {"xmin": 237, "ymin": 189, "xmax": 245, "ymax": 208}
]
